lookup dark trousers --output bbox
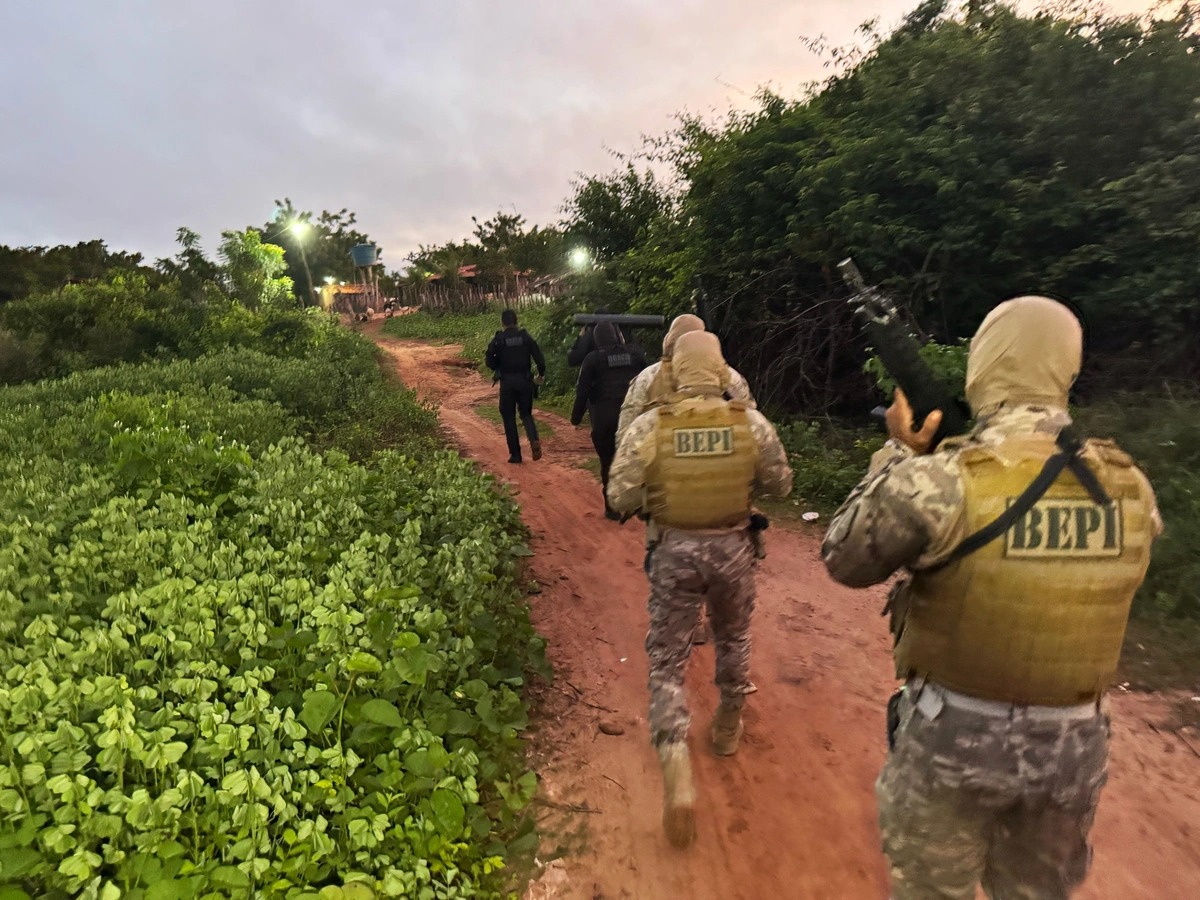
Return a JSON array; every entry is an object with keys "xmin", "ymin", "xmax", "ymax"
[
  {"xmin": 590, "ymin": 401, "xmax": 620, "ymax": 501},
  {"xmin": 499, "ymin": 379, "xmax": 538, "ymax": 459}
]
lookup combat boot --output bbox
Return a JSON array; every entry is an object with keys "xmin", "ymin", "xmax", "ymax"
[
  {"xmin": 657, "ymin": 742, "xmax": 696, "ymax": 849},
  {"xmin": 710, "ymin": 704, "xmax": 743, "ymax": 757},
  {"xmin": 531, "ymin": 440, "xmax": 543, "ymax": 461}
]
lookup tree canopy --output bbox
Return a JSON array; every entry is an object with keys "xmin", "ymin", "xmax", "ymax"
[
  {"xmin": 404, "ymin": 211, "xmax": 568, "ymax": 291},
  {"xmin": 563, "ymin": 0, "xmax": 1200, "ymax": 413},
  {"xmin": 0, "ymin": 240, "xmax": 151, "ymax": 305}
]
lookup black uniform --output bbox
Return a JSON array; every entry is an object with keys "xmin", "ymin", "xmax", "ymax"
[
  {"xmin": 568, "ymin": 327, "xmax": 645, "ymax": 366},
  {"xmin": 567, "ymin": 330, "xmax": 598, "ymax": 367},
  {"xmin": 486, "ymin": 326, "xmax": 546, "ymax": 462},
  {"xmin": 571, "ymin": 323, "xmax": 646, "ymax": 514}
]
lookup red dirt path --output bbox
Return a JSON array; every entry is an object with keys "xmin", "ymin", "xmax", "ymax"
[{"xmin": 368, "ymin": 325, "xmax": 1200, "ymax": 900}]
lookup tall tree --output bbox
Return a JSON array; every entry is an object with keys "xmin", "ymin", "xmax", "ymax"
[
  {"xmin": 259, "ymin": 200, "xmax": 381, "ymax": 301},
  {"xmin": 217, "ymin": 229, "xmax": 294, "ymax": 311},
  {"xmin": 564, "ymin": 164, "xmax": 669, "ymax": 261}
]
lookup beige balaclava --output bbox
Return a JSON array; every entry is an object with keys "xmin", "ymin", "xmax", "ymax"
[
  {"xmin": 671, "ymin": 331, "xmax": 726, "ymax": 396},
  {"xmin": 662, "ymin": 314, "xmax": 705, "ymax": 359},
  {"xmin": 964, "ymin": 295, "xmax": 1083, "ymax": 417}
]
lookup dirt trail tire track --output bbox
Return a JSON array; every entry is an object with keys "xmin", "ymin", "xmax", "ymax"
[{"xmin": 369, "ymin": 327, "xmax": 1200, "ymax": 900}]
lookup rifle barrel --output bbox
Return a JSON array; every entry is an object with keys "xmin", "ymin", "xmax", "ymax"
[{"xmin": 573, "ymin": 314, "xmax": 666, "ymax": 327}]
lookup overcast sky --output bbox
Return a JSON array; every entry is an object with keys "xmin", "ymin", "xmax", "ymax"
[{"xmin": 0, "ymin": 0, "xmax": 1156, "ymax": 268}]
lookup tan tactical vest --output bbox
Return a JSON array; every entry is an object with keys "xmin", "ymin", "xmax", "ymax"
[
  {"xmin": 645, "ymin": 360, "xmax": 674, "ymax": 411},
  {"xmin": 646, "ymin": 399, "xmax": 758, "ymax": 529},
  {"xmin": 896, "ymin": 435, "xmax": 1155, "ymax": 705}
]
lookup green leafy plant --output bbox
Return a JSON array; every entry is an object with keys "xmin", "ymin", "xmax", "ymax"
[{"xmin": 0, "ymin": 311, "xmax": 543, "ymax": 897}]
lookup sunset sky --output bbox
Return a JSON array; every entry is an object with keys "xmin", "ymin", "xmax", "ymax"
[{"xmin": 0, "ymin": 0, "xmax": 1161, "ymax": 267}]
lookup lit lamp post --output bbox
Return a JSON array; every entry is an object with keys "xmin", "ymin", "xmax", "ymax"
[
  {"xmin": 290, "ymin": 221, "xmax": 316, "ymax": 307},
  {"xmin": 569, "ymin": 247, "xmax": 591, "ymax": 272}
]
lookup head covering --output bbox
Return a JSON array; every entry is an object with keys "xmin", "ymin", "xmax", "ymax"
[
  {"xmin": 671, "ymin": 331, "xmax": 726, "ymax": 396},
  {"xmin": 594, "ymin": 321, "xmax": 619, "ymax": 351},
  {"xmin": 662, "ymin": 314, "xmax": 705, "ymax": 358},
  {"xmin": 965, "ymin": 295, "xmax": 1083, "ymax": 416}
]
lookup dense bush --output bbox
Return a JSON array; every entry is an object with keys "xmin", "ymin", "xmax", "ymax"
[
  {"xmin": 1076, "ymin": 389, "xmax": 1200, "ymax": 619},
  {"xmin": 561, "ymin": 2, "xmax": 1200, "ymax": 412},
  {"xmin": 0, "ymin": 274, "xmax": 205, "ymax": 383},
  {"xmin": 777, "ymin": 420, "xmax": 885, "ymax": 512}
]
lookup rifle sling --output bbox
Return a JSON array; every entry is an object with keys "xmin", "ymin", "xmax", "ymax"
[{"xmin": 933, "ymin": 428, "xmax": 1113, "ymax": 569}]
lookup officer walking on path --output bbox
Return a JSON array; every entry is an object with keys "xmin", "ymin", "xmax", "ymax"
[
  {"xmin": 607, "ymin": 331, "xmax": 793, "ymax": 849},
  {"xmin": 568, "ymin": 306, "xmax": 622, "ymax": 366},
  {"xmin": 485, "ymin": 308, "xmax": 546, "ymax": 464},
  {"xmin": 571, "ymin": 321, "xmax": 647, "ymax": 519},
  {"xmin": 617, "ymin": 313, "xmax": 755, "ymax": 449},
  {"xmin": 822, "ymin": 296, "xmax": 1161, "ymax": 900}
]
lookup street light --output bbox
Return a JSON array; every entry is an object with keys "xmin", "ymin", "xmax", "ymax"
[
  {"xmin": 289, "ymin": 220, "xmax": 316, "ymax": 307},
  {"xmin": 569, "ymin": 247, "xmax": 591, "ymax": 271}
]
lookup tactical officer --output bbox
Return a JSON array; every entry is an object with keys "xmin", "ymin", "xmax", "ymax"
[
  {"xmin": 571, "ymin": 321, "xmax": 647, "ymax": 519},
  {"xmin": 567, "ymin": 306, "xmax": 618, "ymax": 366},
  {"xmin": 822, "ymin": 296, "xmax": 1161, "ymax": 900},
  {"xmin": 485, "ymin": 309, "xmax": 547, "ymax": 464},
  {"xmin": 607, "ymin": 331, "xmax": 793, "ymax": 849},
  {"xmin": 617, "ymin": 314, "xmax": 755, "ymax": 448}
]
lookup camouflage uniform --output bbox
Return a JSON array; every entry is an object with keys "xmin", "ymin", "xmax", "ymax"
[
  {"xmin": 823, "ymin": 405, "xmax": 1162, "ymax": 900},
  {"xmin": 609, "ymin": 404, "xmax": 792, "ymax": 747},
  {"xmin": 879, "ymin": 684, "xmax": 1109, "ymax": 900},
  {"xmin": 617, "ymin": 361, "xmax": 755, "ymax": 449}
]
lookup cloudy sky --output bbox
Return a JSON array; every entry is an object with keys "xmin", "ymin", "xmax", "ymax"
[{"xmin": 0, "ymin": 0, "xmax": 1156, "ymax": 268}]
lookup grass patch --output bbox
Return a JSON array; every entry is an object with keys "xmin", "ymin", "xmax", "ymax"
[{"xmin": 535, "ymin": 393, "xmax": 576, "ymax": 421}]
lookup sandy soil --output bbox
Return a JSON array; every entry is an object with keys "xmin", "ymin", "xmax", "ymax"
[{"xmin": 368, "ymin": 325, "xmax": 1200, "ymax": 900}]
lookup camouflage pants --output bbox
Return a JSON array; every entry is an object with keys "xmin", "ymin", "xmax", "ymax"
[
  {"xmin": 877, "ymin": 686, "xmax": 1110, "ymax": 900},
  {"xmin": 645, "ymin": 529, "xmax": 755, "ymax": 747}
]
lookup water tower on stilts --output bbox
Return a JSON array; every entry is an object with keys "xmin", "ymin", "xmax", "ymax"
[{"xmin": 350, "ymin": 243, "xmax": 382, "ymax": 316}]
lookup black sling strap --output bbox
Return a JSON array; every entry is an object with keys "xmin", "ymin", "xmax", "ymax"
[{"xmin": 936, "ymin": 427, "xmax": 1113, "ymax": 568}]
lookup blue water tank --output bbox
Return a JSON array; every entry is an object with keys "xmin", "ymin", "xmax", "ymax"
[{"xmin": 350, "ymin": 243, "xmax": 378, "ymax": 267}]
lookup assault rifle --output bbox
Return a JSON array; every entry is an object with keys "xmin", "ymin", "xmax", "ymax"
[
  {"xmin": 572, "ymin": 313, "xmax": 666, "ymax": 328},
  {"xmin": 838, "ymin": 258, "xmax": 970, "ymax": 450}
]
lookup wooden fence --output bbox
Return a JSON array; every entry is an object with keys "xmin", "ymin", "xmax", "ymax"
[{"xmin": 392, "ymin": 281, "xmax": 568, "ymax": 314}]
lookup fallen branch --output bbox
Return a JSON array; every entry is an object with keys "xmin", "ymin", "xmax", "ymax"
[
  {"xmin": 602, "ymin": 774, "xmax": 627, "ymax": 792},
  {"xmin": 532, "ymin": 797, "xmax": 602, "ymax": 814},
  {"xmin": 563, "ymin": 682, "xmax": 617, "ymax": 714},
  {"xmin": 1145, "ymin": 718, "xmax": 1200, "ymax": 761}
]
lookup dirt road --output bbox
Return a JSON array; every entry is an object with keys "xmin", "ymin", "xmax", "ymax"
[{"xmin": 369, "ymin": 327, "xmax": 1200, "ymax": 900}]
